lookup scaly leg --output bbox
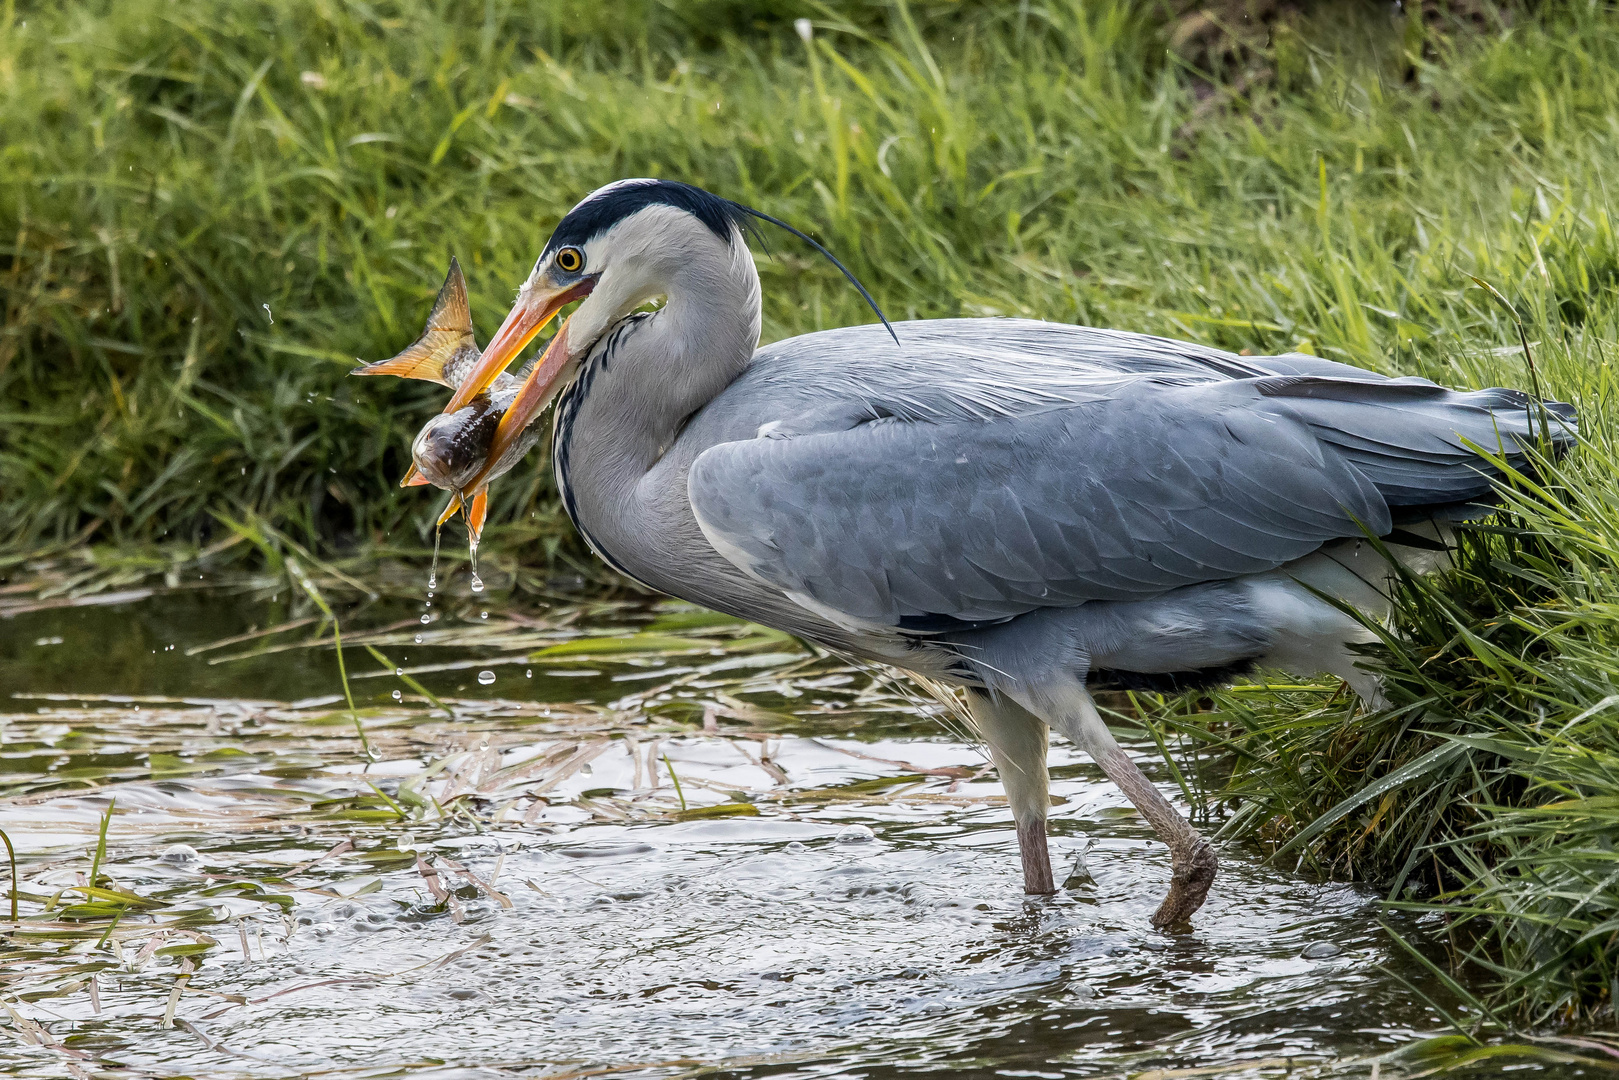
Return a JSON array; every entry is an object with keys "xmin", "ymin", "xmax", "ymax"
[
  {"xmin": 967, "ymin": 689, "xmax": 1054, "ymax": 894},
  {"xmin": 1016, "ymin": 678, "xmax": 1216, "ymax": 928}
]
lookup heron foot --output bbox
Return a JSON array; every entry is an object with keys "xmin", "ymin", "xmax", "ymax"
[
  {"xmin": 1017, "ymin": 818, "xmax": 1056, "ymax": 894},
  {"xmin": 1150, "ymin": 836, "xmax": 1217, "ymax": 929}
]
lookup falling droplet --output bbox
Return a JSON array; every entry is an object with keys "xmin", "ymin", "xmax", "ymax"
[
  {"xmin": 419, "ymin": 614, "xmax": 431, "ymax": 624},
  {"xmin": 414, "ymin": 634, "xmax": 423, "ymax": 644},
  {"xmin": 477, "ymin": 670, "xmax": 496, "ymax": 686},
  {"xmin": 395, "ymin": 667, "xmax": 403, "ymax": 676},
  {"xmin": 391, "ymin": 689, "xmax": 403, "ymax": 702},
  {"xmin": 525, "ymin": 669, "xmax": 533, "ymax": 678},
  {"xmin": 470, "ymin": 574, "xmax": 484, "ymax": 594},
  {"xmin": 480, "ymin": 611, "xmax": 488, "ymax": 620},
  {"xmin": 262, "ymin": 302, "xmax": 273, "ymax": 323}
]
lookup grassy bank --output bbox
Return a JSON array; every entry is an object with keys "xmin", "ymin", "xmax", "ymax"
[
  {"xmin": 2, "ymin": 0, "xmax": 1600, "ymax": 554},
  {"xmin": 6, "ymin": 0, "xmax": 1619, "ymax": 1026},
  {"xmin": 1149, "ymin": 339, "xmax": 1619, "ymax": 1026}
]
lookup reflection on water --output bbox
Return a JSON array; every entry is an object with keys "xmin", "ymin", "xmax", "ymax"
[{"xmin": 0, "ymin": 582, "xmax": 1591, "ymax": 1078}]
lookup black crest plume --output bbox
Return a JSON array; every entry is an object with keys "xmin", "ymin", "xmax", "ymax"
[{"xmin": 551, "ymin": 180, "xmax": 899, "ymax": 347}]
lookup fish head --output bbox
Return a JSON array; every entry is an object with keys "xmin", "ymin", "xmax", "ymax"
[{"xmin": 409, "ymin": 395, "xmax": 504, "ymax": 492}]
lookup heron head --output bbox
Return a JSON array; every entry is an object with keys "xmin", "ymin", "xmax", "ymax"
[
  {"xmin": 440, "ymin": 180, "xmax": 748, "ymax": 412},
  {"xmin": 448, "ymin": 178, "xmax": 894, "ymax": 492}
]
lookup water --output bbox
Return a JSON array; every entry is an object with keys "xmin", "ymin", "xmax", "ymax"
[
  {"xmin": 0, "ymin": 580, "xmax": 1597, "ymax": 1078},
  {"xmin": 429, "ymin": 524, "xmax": 443, "ymax": 592}
]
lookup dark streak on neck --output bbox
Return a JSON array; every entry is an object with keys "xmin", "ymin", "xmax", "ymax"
[{"xmin": 552, "ymin": 314, "xmax": 654, "ymax": 585}]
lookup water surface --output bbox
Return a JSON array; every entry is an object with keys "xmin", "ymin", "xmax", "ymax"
[{"xmin": 0, "ymin": 570, "xmax": 1596, "ymax": 1078}]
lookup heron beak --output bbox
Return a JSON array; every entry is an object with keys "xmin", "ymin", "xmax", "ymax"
[
  {"xmin": 440, "ymin": 276, "xmax": 596, "ymax": 415},
  {"xmin": 457, "ymin": 314, "xmax": 579, "ymax": 496}
]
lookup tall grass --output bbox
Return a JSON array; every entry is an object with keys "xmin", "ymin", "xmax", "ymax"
[
  {"xmin": 1157, "ymin": 398, "xmax": 1619, "ymax": 1023},
  {"xmin": 5, "ymin": 0, "xmax": 1613, "ymax": 554}
]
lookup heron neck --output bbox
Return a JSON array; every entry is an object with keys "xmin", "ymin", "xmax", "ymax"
[{"xmin": 557, "ymin": 243, "xmax": 761, "ymax": 535}]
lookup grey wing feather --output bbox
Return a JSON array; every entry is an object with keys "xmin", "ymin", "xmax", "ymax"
[{"xmin": 688, "ymin": 366, "xmax": 1571, "ymax": 630}]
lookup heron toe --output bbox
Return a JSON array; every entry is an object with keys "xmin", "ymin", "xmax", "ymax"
[{"xmin": 1150, "ymin": 836, "xmax": 1218, "ymax": 929}]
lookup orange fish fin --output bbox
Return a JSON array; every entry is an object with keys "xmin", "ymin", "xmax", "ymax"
[
  {"xmin": 467, "ymin": 488, "xmax": 488, "ymax": 537},
  {"xmin": 425, "ymin": 257, "xmax": 474, "ymax": 336},
  {"xmin": 352, "ymin": 258, "xmax": 478, "ymax": 386},
  {"xmin": 436, "ymin": 497, "xmax": 462, "ymax": 527}
]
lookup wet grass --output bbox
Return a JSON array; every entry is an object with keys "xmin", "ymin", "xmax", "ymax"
[
  {"xmin": 4, "ymin": 0, "xmax": 1612, "ymax": 553},
  {"xmin": 1139, "ymin": 405, "xmax": 1619, "ymax": 1026}
]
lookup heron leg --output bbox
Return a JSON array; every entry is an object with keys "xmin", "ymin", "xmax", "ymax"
[
  {"xmin": 1029, "ymin": 679, "xmax": 1216, "ymax": 928},
  {"xmin": 967, "ymin": 689, "xmax": 1054, "ymax": 894}
]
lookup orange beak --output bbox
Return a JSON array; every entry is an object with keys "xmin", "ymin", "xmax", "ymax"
[
  {"xmin": 442, "ymin": 276, "xmax": 595, "ymax": 414},
  {"xmin": 458, "ymin": 313, "xmax": 580, "ymax": 496},
  {"xmin": 397, "ymin": 275, "xmax": 594, "ymax": 490}
]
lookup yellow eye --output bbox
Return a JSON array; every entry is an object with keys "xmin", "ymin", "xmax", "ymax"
[{"xmin": 555, "ymin": 247, "xmax": 583, "ymax": 273}]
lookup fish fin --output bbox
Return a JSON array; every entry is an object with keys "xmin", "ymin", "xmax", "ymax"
[
  {"xmin": 437, "ymin": 497, "xmax": 462, "ymax": 526},
  {"xmin": 352, "ymin": 258, "xmax": 479, "ymax": 385},
  {"xmin": 467, "ymin": 488, "xmax": 488, "ymax": 538}
]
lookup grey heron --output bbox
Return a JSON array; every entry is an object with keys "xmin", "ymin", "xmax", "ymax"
[{"xmin": 380, "ymin": 178, "xmax": 1576, "ymax": 927}]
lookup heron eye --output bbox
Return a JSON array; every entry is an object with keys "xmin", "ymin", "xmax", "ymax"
[{"xmin": 555, "ymin": 247, "xmax": 584, "ymax": 273}]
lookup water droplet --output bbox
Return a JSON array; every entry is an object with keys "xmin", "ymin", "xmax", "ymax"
[
  {"xmin": 262, "ymin": 302, "xmax": 273, "ymax": 323},
  {"xmin": 395, "ymin": 667, "xmax": 403, "ymax": 676},
  {"xmin": 835, "ymin": 824, "xmax": 876, "ymax": 844},
  {"xmin": 419, "ymin": 614, "xmax": 431, "ymax": 624},
  {"xmin": 391, "ymin": 689, "xmax": 403, "ymax": 702},
  {"xmin": 470, "ymin": 575, "xmax": 485, "ymax": 594},
  {"xmin": 525, "ymin": 669, "xmax": 532, "ymax": 678},
  {"xmin": 414, "ymin": 634, "xmax": 424, "ymax": 644},
  {"xmin": 477, "ymin": 670, "xmax": 496, "ymax": 686},
  {"xmin": 424, "ymin": 601, "xmax": 431, "ymax": 608},
  {"xmin": 786, "ymin": 841, "xmax": 807, "ymax": 853},
  {"xmin": 480, "ymin": 611, "xmax": 488, "ymax": 620},
  {"xmin": 160, "ymin": 844, "xmax": 200, "ymax": 865}
]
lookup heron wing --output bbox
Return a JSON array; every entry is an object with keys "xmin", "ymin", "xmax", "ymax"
[{"xmin": 687, "ymin": 374, "xmax": 1559, "ymax": 628}]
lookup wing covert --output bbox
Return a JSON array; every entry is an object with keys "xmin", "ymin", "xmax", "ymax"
[{"xmin": 686, "ymin": 381, "xmax": 1392, "ymax": 628}]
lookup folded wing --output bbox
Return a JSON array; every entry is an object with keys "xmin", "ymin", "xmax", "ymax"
[{"xmin": 687, "ymin": 374, "xmax": 1571, "ymax": 630}]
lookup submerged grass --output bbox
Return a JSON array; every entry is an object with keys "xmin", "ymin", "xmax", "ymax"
[{"xmin": 9, "ymin": 0, "xmax": 1619, "ymax": 1038}]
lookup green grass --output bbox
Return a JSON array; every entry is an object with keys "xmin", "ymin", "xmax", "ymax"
[
  {"xmin": 7, "ymin": 0, "xmax": 1608, "ymax": 554},
  {"xmin": 1145, "ymin": 407, "xmax": 1619, "ymax": 1026},
  {"xmin": 7, "ymin": 0, "xmax": 1619, "ymax": 1025}
]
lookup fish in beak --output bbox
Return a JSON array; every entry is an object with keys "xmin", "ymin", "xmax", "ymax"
[
  {"xmin": 440, "ymin": 275, "xmax": 595, "ymax": 413},
  {"xmin": 351, "ymin": 259, "xmax": 572, "ymax": 541},
  {"xmin": 436, "ymin": 273, "xmax": 596, "ymax": 500}
]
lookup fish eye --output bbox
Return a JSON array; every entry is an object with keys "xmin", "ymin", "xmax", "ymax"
[{"xmin": 555, "ymin": 247, "xmax": 584, "ymax": 273}]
